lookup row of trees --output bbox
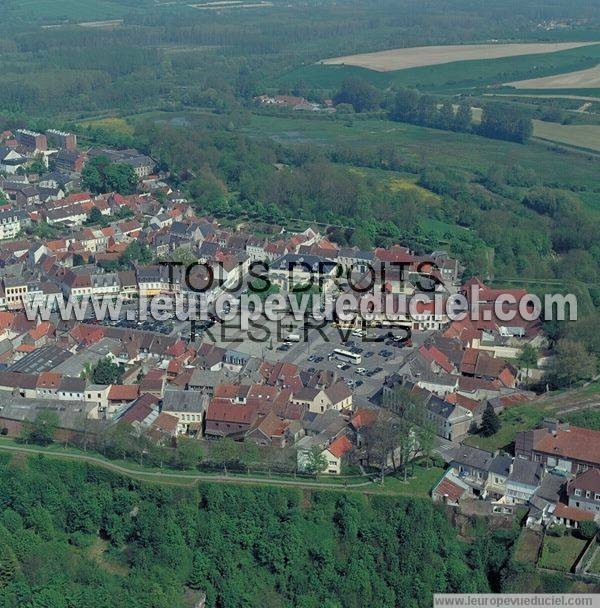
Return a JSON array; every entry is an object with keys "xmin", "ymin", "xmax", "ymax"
[
  {"xmin": 389, "ymin": 88, "xmax": 472, "ymax": 132},
  {"xmin": 332, "ymin": 79, "xmax": 532, "ymax": 144}
]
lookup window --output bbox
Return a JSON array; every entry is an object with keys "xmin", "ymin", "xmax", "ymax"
[
  {"xmin": 575, "ymin": 489, "xmax": 582, "ymax": 497},
  {"xmin": 595, "ymin": 494, "xmax": 600, "ymax": 501}
]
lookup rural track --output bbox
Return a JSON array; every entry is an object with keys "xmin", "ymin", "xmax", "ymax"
[{"xmin": 0, "ymin": 443, "xmax": 378, "ymax": 492}]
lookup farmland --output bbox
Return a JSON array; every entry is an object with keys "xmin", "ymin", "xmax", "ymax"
[
  {"xmin": 278, "ymin": 44, "xmax": 600, "ymax": 94},
  {"xmin": 507, "ymin": 63, "xmax": 600, "ymax": 89},
  {"xmin": 532, "ymin": 120, "xmax": 600, "ymax": 152},
  {"xmin": 321, "ymin": 42, "xmax": 598, "ymax": 72}
]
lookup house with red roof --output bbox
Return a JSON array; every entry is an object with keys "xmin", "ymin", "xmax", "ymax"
[
  {"xmin": 116, "ymin": 393, "xmax": 160, "ymax": 430},
  {"xmin": 516, "ymin": 422, "xmax": 600, "ymax": 475},
  {"xmin": 432, "ymin": 472, "xmax": 470, "ymax": 506},
  {"xmin": 322, "ymin": 435, "xmax": 354, "ymax": 474},
  {"xmin": 566, "ymin": 468, "xmax": 600, "ymax": 521},
  {"xmin": 246, "ymin": 411, "xmax": 291, "ymax": 448},
  {"xmin": 204, "ymin": 399, "xmax": 259, "ymax": 438}
]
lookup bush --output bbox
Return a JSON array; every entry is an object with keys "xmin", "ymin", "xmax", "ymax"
[{"xmin": 576, "ymin": 521, "xmax": 598, "ymax": 541}]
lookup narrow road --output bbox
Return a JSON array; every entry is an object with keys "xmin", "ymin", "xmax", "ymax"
[{"xmin": 0, "ymin": 443, "xmax": 377, "ymax": 492}]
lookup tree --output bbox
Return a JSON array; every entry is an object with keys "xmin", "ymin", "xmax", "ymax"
[
  {"xmin": 479, "ymin": 104, "xmax": 533, "ymax": 143},
  {"xmin": 550, "ymin": 339, "xmax": 597, "ymax": 389},
  {"xmin": 85, "ymin": 206, "xmax": 105, "ymax": 226},
  {"xmin": 480, "ymin": 403, "xmax": 501, "ymax": 437},
  {"xmin": 454, "ymin": 100, "xmax": 473, "ymax": 132},
  {"xmin": 210, "ymin": 438, "xmax": 240, "ymax": 464},
  {"xmin": 24, "ymin": 411, "xmax": 60, "ymax": 446},
  {"xmin": 389, "ymin": 88, "xmax": 420, "ymax": 123},
  {"xmin": 92, "ymin": 357, "xmax": 124, "ymax": 385},
  {"xmin": 0, "ymin": 544, "xmax": 17, "ymax": 589},
  {"xmin": 121, "ymin": 240, "xmax": 151, "ymax": 266},
  {"xmin": 577, "ymin": 521, "xmax": 598, "ymax": 540},
  {"xmin": 82, "ymin": 155, "xmax": 137, "ymax": 194},
  {"xmin": 304, "ymin": 446, "xmax": 327, "ymax": 476},
  {"xmin": 333, "ymin": 78, "xmax": 381, "ymax": 113},
  {"xmin": 517, "ymin": 344, "xmax": 538, "ymax": 369},
  {"xmin": 174, "ymin": 438, "xmax": 203, "ymax": 470}
]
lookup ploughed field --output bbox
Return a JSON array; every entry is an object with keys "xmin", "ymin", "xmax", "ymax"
[
  {"xmin": 506, "ymin": 63, "xmax": 600, "ymax": 89},
  {"xmin": 321, "ymin": 42, "xmax": 598, "ymax": 72}
]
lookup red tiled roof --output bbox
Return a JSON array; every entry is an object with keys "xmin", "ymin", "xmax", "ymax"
[
  {"xmin": 446, "ymin": 392, "xmax": 481, "ymax": 413},
  {"xmin": 420, "ymin": 344, "xmax": 455, "ymax": 373},
  {"xmin": 206, "ymin": 400, "xmax": 258, "ymax": 425},
  {"xmin": 568, "ymin": 469, "xmax": 600, "ymax": 495},
  {"xmin": 36, "ymin": 372, "xmax": 62, "ymax": 389},
  {"xmin": 554, "ymin": 502, "xmax": 595, "ymax": 522},
  {"xmin": 350, "ymin": 408, "xmax": 378, "ymax": 429},
  {"xmin": 108, "ymin": 384, "xmax": 139, "ymax": 401},
  {"xmin": 434, "ymin": 477, "xmax": 467, "ymax": 503},
  {"xmin": 535, "ymin": 426, "xmax": 600, "ymax": 467},
  {"xmin": 327, "ymin": 435, "xmax": 353, "ymax": 459},
  {"xmin": 29, "ymin": 321, "xmax": 54, "ymax": 342},
  {"xmin": 120, "ymin": 394, "xmax": 158, "ymax": 423},
  {"xmin": 151, "ymin": 412, "xmax": 179, "ymax": 435}
]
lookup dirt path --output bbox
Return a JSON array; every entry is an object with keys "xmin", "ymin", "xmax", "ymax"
[{"xmin": 0, "ymin": 443, "xmax": 378, "ymax": 492}]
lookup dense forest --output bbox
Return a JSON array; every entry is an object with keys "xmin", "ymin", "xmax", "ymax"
[{"xmin": 0, "ymin": 456, "xmax": 517, "ymax": 608}]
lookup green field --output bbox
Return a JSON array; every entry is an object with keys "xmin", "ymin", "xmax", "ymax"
[
  {"xmin": 240, "ymin": 113, "xmax": 600, "ymax": 193},
  {"xmin": 587, "ymin": 547, "xmax": 600, "ymax": 574},
  {"xmin": 539, "ymin": 534, "xmax": 587, "ymax": 572},
  {"xmin": 513, "ymin": 528, "xmax": 543, "ymax": 565},
  {"xmin": 277, "ymin": 44, "xmax": 600, "ymax": 93},
  {"xmin": 532, "ymin": 120, "xmax": 600, "ymax": 152}
]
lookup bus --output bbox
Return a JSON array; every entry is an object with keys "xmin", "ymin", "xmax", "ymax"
[{"xmin": 331, "ymin": 349, "xmax": 362, "ymax": 365}]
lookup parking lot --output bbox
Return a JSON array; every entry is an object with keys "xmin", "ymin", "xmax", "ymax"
[
  {"xmin": 190, "ymin": 311, "xmax": 429, "ymax": 403},
  {"xmin": 133, "ymin": 299, "xmax": 430, "ymax": 406}
]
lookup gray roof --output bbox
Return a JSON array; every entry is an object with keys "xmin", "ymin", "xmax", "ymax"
[
  {"xmin": 58, "ymin": 376, "xmax": 86, "ymax": 393},
  {"xmin": 451, "ymin": 445, "xmax": 495, "ymax": 471},
  {"xmin": 51, "ymin": 338, "xmax": 121, "ymax": 377},
  {"xmin": 8, "ymin": 345, "xmax": 72, "ymax": 374},
  {"xmin": 188, "ymin": 368, "xmax": 229, "ymax": 388},
  {"xmin": 0, "ymin": 395, "xmax": 100, "ymax": 432},
  {"xmin": 509, "ymin": 459, "xmax": 543, "ymax": 487},
  {"xmin": 427, "ymin": 395, "xmax": 455, "ymax": 420},
  {"xmin": 534, "ymin": 472, "xmax": 565, "ymax": 503},
  {"xmin": 302, "ymin": 408, "xmax": 345, "ymax": 436},
  {"xmin": 162, "ymin": 390, "xmax": 208, "ymax": 413},
  {"xmin": 489, "ymin": 454, "xmax": 512, "ymax": 477},
  {"xmin": 271, "ymin": 253, "xmax": 337, "ymax": 273}
]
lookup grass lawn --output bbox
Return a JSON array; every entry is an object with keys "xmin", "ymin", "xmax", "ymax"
[
  {"xmin": 587, "ymin": 547, "xmax": 600, "ymax": 574},
  {"xmin": 464, "ymin": 403, "xmax": 549, "ymax": 451},
  {"xmin": 513, "ymin": 528, "xmax": 543, "ymax": 565},
  {"xmin": 380, "ymin": 465, "xmax": 446, "ymax": 497},
  {"xmin": 463, "ymin": 381, "xmax": 600, "ymax": 451},
  {"xmin": 539, "ymin": 534, "xmax": 587, "ymax": 572}
]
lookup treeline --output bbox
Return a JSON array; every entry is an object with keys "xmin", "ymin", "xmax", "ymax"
[
  {"xmin": 0, "ymin": 456, "xmax": 506, "ymax": 607},
  {"xmin": 333, "ymin": 79, "xmax": 533, "ymax": 143}
]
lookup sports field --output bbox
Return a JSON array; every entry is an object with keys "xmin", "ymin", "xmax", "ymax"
[{"xmin": 321, "ymin": 42, "xmax": 598, "ymax": 72}]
